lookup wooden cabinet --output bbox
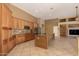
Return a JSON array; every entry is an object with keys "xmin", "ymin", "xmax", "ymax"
[
  {"xmin": 60, "ymin": 24, "xmax": 67, "ymax": 37},
  {"xmin": 16, "ymin": 34, "xmax": 25, "ymax": 44},
  {"xmin": 2, "ymin": 4, "xmax": 12, "ymax": 28},
  {"xmin": 22, "ymin": 20, "xmax": 25, "ymax": 29},
  {"xmin": 1, "ymin": 29, "xmax": 9, "ymax": 55},
  {"xmin": 13, "ymin": 17, "xmax": 25, "ymax": 29},
  {"xmin": 25, "ymin": 33, "xmax": 35, "ymax": 41},
  {"xmin": 68, "ymin": 24, "xmax": 79, "ymax": 28},
  {"xmin": 8, "ymin": 36, "xmax": 16, "ymax": 51},
  {"xmin": 35, "ymin": 35, "xmax": 48, "ymax": 49},
  {"xmin": 13, "ymin": 17, "xmax": 18, "ymax": 29},
  {"xmin": 17, "ymin": 19, "xmax": 21, "ymax": 29},
  {"xmin": 2, "ymin": 4, "xmax": 8, "ymax": 27},
  {"xmin": 2, "ymin": 39, "xmax": 8, "ymax": 55},
  {"xmin": 0, "ymin": 4, "xmax": 13, "ymax": 55},
  {"xmin": 0, "ymin": 4, "xmax": 2, "ymax": 55},
  {"xmin": 0, "ymin": 44, "xmax": 2, "ymax": 55},
  {"xmin": 0, "ymin": 4, "xmax": 37, "ymax": 55},
  {"xmin": 60, "ymin": 19, "xmax": 66, "ymax": 22},
  {"xmin": 7, "ymin": 7, "xmax": 12, "ymax": 28},
  {"xmin": 15, "ymin": 33, "xmax": 35, "ymax": 44},
  {"xmin": 18, "ymin": 19, "xmax": 25, "ymax": 29}
]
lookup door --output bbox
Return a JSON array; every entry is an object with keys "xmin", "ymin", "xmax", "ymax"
[{"xmin": 53, "ymin": 26, "xmax": 59, "ymax": 37}]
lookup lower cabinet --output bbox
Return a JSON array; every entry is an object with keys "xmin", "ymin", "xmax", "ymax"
[
  {"xmin": 8, "ymin": 36, "xmax": 16, "ymax": 52},
  {"xmin": 12, "ymin": 36, "xmax": 16, "ymax": 47},
  {"xmin": 0, "ymin": 41, "xmax": 2, "ymax": 55},
  {"xmin": 25, "ymin": 33, "xmax": 35, "ymax": 41},
  {"xmin": 35, "ymin": 35, "xmax": 48, "ymax": 49},
  {"xmin": 0, "ymin": 33, "xmax": 34, "ymax": 55},
  {"xmin": 0, "ymin": 44, "xmax": 2, "ymax": 55},
  {"xmin": 1, "ymin": 36, "xmax": 16, "ymax": 56},
  {"xmin": 16, "ymin": 33, "xmax": 35, "ymax": 44},
  {"xmin": 2, "ymin": 39, "xmax": 8, "ymax": 55},
  {"xmin": 16, "ymin": 34, "xmax": 25, "ymax": 44}
]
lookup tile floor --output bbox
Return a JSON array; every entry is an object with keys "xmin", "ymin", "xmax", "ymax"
[{"xmin": 7, "ymin": 37, "xmax": 78, "ymax": 56}]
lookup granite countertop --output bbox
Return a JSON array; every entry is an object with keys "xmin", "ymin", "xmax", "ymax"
[
  {"xmin": 12, "ymin": 29, "xmax": 31, "ymax": 35},
  {"xmin": 36, "ymin": 33, "xmax": 46, "ymax": 36}
]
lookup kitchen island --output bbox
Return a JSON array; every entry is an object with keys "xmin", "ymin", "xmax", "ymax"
[{"xmin": 35, "ymin": 33, "xmax": 54, "ymax": 49}]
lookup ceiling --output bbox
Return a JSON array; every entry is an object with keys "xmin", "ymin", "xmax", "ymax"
[{"xmin": 11, "ymin": 3, "xmax": 79, "ymax": 20}]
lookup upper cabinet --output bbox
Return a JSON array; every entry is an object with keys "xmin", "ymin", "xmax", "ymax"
[
  {"xmin": 1, "ymin": 4, "xmax": 12, "ymax": 28},
  {"xmin": 2, "ymin": 4, "xmax": 7, "ymax": 27},
  {"xmin": 21, "ymin": 20, "xmax": 25, "ymax": 29},
  {"xmin": 7, "ymin": 7, "xmax": 12, "ymax": 28},
  {"xmin": 59, "ymin": 17, "xmax": 77, "ymax": 23},
  {"xmin": 60, "ymin": 19, "xmax": 66, "ymax": 22},
  {"xmin": 13, "ymin": 17, "xmax": 25, "ymax": 29},
  {"xmin": 17, "ymin": 18, "xmax": 25, "ymax": 29},
  {"xmin": 0, "ymin": 4, "xmax": 37, "ymax": 30},
  {"xmin": 13, "ymin": 17, "xmax": 18, "ymax": 29},
  {"xmin": 68, "ymin": 18, "xmax": 76, "ymax": 21}
]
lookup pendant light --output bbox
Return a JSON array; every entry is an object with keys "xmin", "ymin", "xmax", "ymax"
[{"xmin": 75, "ymin": 6, "xmax": 79, "ymax": 21}]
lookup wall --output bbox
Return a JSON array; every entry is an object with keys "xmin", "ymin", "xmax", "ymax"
[
  {"xmin": 53, "ymin": 26, "xmax": 59, "ymax": 37},
  {"xmin": 6, "ymin": 4, "xmax": 37, "ymax": 23},
  {"xmin": 45, "ymin": 19, "xmax": 58, "ymax": 37}
]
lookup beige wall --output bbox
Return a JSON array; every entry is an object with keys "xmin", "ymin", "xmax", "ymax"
[
  {"xmin": 6, "ymin": 4, "xmax": 37, "ymax": 23},
  {"xmin": 45, "ymin": 19, "xmax": 58, "ymax": 36}
]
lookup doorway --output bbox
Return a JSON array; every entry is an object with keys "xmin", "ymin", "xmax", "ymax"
[{"xmin": 53, "ymin": 26, "xmax": 59, "ymax": 37}]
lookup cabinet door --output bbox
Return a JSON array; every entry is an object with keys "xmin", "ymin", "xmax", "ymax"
[
  {"xmin": 22, "ymin": 20, "xmax": 24, "ymax": 29},
  {"xmin": 2, "ymin": 4, "xmax": 8, "ymax": 27},
  {"xmin": 8, "ymin": 37, "xmax": 14, "ymax": 51},
  {"xmin": 7, "ymin": 8, "xmax": 12, "ymax": 28},
  {"xmin": 13, "ymin": 17, "xmax": 18, "ymax": 29},
  {"xmin": 24, "ymin": 21, "xmax": 26, "ymax": 26},
  {"xmin": 2, "ymin": 4, "xmax": 12, "ymax": 28},
  {"xmin": 28, "ymin": 22, "xmax": 34, "ymax": 29},
  {"xmin": 0, "ymin": 4, "xmax": 2, "ymax": 55},
  {"xmin": 16, "ymin": 35, "xmax": 25, "ymax": 44},
  {"xmin": 17, "ymin": 19, "xmax": 20, "ymax": 29},
  {"xmin": 17, "ymin": 19, "xmax": 25, "ymax": 29},
  {"xmin": 60, "ymin": 24, "xmax": 67, "ymax": 37},
  {"xmin": 2, "ymin": 39, "xmax": 8, "ymax": 55},
  {"xmin": 19, "ymin": 19, "xmax": 22, "ymax": 29},
  {"xmin": 11, "ymin": 17, "xmax": 14, "ymax": 29}
]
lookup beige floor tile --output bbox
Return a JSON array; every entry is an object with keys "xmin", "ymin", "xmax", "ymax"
[{"xmin": 7, "ymin": 37, "xmax": 77, "ymax": 56}]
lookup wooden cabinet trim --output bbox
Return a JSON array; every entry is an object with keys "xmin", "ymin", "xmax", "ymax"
[{"xmin": 2, "ymin": 27, "xmax": 12, "ymax": 30}]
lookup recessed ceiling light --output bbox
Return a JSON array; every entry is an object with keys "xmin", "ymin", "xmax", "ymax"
[
  {"xmin": 50, "ymin": 8, "xmax": 53, "ymax": 10},
  {"xmin": 35, "ymin": 10, "xmax": 39, "ymax": 13}
]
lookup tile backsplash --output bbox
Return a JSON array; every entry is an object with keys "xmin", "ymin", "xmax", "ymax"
[{"xmin": 12, "ymin": 29, "xmax": 31, "ymax": 35}]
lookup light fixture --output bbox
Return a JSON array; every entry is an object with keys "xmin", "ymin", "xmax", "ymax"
[
  {"xmin": 50, "ymin": 8, "xmax": 53, "ymax": 10},
  {"xmin": 75, "ymin": 6, "xmax": 79, "ymax": 21}
]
